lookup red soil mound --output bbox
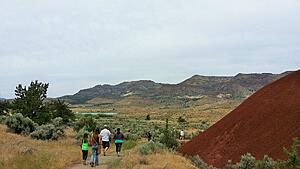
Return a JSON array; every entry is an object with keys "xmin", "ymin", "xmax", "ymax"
[{"xmin": 180, "ymin": 70, "xmax": 300, "ymax": 168}]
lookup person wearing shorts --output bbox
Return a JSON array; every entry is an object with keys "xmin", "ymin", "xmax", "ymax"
[{"xmin": 100, "ymin": 125, "xmax": 111, "ymax": 156}]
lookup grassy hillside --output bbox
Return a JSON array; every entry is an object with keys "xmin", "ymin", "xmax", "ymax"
[
  {"xmin": 61, "ymin": 72, "xmax": 290, "ymax": 104},
  {"xmin": 0, "ymin": 125, "xmax": 80, "ymax": 169}
]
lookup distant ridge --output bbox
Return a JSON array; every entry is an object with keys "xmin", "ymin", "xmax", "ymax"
[
  {"xmin": 60, "ymin": 71, "xmax": 292, "ymax": 104},
  {"xmin": 180, "ymin": 69, "xmax": 300, "ymax": 168}
]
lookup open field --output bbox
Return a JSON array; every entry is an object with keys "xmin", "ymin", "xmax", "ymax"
[{"xmin": 71, "ymin": 97, "xmax": 242, "ymax": 133}]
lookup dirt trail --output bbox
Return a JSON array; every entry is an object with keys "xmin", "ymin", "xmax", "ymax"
[{"xmin": 66, "ymin": 150, "xmax": 120, "ymax": 169}]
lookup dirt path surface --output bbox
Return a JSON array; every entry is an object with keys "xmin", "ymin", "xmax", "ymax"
[{"xmin": 66, "ymin": 150, "xmax": 120, "ymax": 169}]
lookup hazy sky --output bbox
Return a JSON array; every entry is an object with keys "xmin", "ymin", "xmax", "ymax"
[{"xmin": 1, "ymin": 0, "xmax": 300, "ymax": 98}]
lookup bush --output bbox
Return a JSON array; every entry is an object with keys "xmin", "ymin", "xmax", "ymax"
[
  {"xmin": 122, "ymin": 140, "xmax": 138, "ymax": 150},
  {"xmin": 138, "ymin": 141, "xmax": 165, "ymax": 155},
  {"xmin": 72, "ymin": 116, "xmax": 96, "ymax": 132},
  {"xmin": 0, "ymin": 101, "xmax": 10, "ymax": 115},
  {"xmin": 236, "ymin": 153, "xmax": 256, "ymax": 169},
  {"xmin": 30, "ymin": 123, "xmax": 64, "ymax": 140},
  {"xmin": 75, "ymin": 127, "xmax": 91, "ymax": 143},
  {"xmin": 189, "ymin": 155, "xmax": 209, "ymax": 169},
  {"xmin": 5, "ymin": 113, "xmax": 37, "ymax": 134},
  {"xmin": 177, "ymin": 116, "xmax": 186, "ymax": 123},
  {"xmin": 124, "ymin": 132, "xmax": 139, "ymax": 141},
  {"xmin": 257, "ymin": 155, "xmax": 276, "ymax": 169},
  {"xmin": 159, "ymin": 118, "xmax": 178, "ymax": 149},
  {"xmin": 188, "ymin": 155, "xmax": 217, "ymax": 169},
  {"xmin": 278, "ymin": 137, "xmax": 300, "ymax": 169},
  {"xmin": 0, "ymin": 115, "xmax": 7, "ymax": 124}
]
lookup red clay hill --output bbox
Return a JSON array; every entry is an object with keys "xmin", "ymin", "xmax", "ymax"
[{"xmin": 180, "ymin": 70, "xmax": 300, "ymax": 168}]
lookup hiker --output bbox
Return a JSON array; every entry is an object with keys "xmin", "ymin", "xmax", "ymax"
[
  {"xmin": 180, "ymin": 130, "xmax": 185, "ymax": 140},
  {"xmin": 113, "ymin": 128, "xmax": 124, "ymax": 156},
  {"xmin": 146, "ymin": 131, "xmax": 152, "ymax": 141},
  {"xmin": 100, "ymin": 125, "xmax": 111, "ymax": 156},
  {"xmin": 80, "ymin": 133, "xmax": 89, "ymax": 165},
  {"xmin": 90, "ymin": 128, "xmax": 101, "ymax": 167}
]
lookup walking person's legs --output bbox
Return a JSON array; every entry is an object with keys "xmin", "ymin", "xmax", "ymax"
[
  {"xmin": 82, "ymin": 150, "xmax": 88, "ymax": 164},
  {"xmin": 115, "ymin": 143, "xmax": 122, "ymax": 156},
  {"xmin": 115, "ymin": 143, "xmax": 118, "ymax": 153},
  {"xmin": 95, "ymin": 146, "xmax": 99, "ymax": 166},
  {"xmin": 102, "ymin": 141, "xmax": 106, "ymax": 156},
  {"xmin": 119, "ymin": 143, "xmax": 122, "ymax": 153},
  {"xmin": 102, "ymin": 141, "xmax": 110, "ymax": 156},
  {"xmin": 90, "ymin": 147, "xmax": 96, "ymax": 167}
]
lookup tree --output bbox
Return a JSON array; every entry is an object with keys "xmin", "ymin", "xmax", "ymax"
[
  {"xmin": 0, "ymin": 101, "xmax": 10, "ymax": 115},
  {"xmin": 13, "ymin": 80, "xmax": 49, "ymax": 124},
  {"xmin": 47, "ymin": 99, "xmax": 74, "ymax": 124}
]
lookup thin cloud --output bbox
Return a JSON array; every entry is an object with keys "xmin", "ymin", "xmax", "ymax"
[{"xmin": 0, "ymin": 0, "xmax": 299, "ymax": 98}]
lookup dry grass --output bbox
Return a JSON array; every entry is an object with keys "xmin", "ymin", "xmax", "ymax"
[
  {"xmin": 111, "ymin": 148, "xmax": 197, "ymax": 169},
  {"xmin": 0, "ymin": 125, "xmax": 80, "ymax": 169}
]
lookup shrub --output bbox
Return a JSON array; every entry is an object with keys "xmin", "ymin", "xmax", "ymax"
[
  {"xmin": 278, "ymin": 137, "xmax": 300, "ymax": 169},
  {"xmin": 72, "ymin": 116, "xmax": 96, "ymax": 132},
  {"xmin": 30, "ymin": 124, "xmax": 64, "ymax": 140},
  {"xmin": 0, "ymin": 115, "xmax": 7, "ymax": 124},
  {"xmin": 225, "ymin": 160, "xmax": 236, "ymax": 169},
  {"xmin": 123, "ymin": 140, "xmax": 138, "ymax": 150},
  {"xmin": 5, "ymin": 113, "xmax": 37, "ymax": 134},
  {"xmin": 75, "ymin": 127, "xmax": 91, "ymax": 143},
  {"xmin": 177, "ymin": 116, "xmax": 186, "ymax": 123},
  {"xmin": 123, "ymin": 132, "xmax": 139, "ymax": 141},
  {"xmin": 51, "ymin": 117, "xmax": 64, "ymax": 128},
  {"xmin": 257, "ymin": 155, "xmax": 276, "ymax": 169},
  {"xmin": 0, "ymin": 101, "xmax": 10, "ymax": 115},
  {"xmin": 159, "ymin": 118, "xmax": 178, "ymax": 149},
  {"xmin": 188, "ymin": 155, "xmax": 217, "ymax": 169},
  {"xmin": 189, "ymin": 155, "xmax": 208, "ymax": 169},
  {"xmin": 236, "ymin": 153, "xmax": 256, "ymax": 169},
  {"xmin": 138, "ymin": 141, "xmax": 165, "ymax": 155}
]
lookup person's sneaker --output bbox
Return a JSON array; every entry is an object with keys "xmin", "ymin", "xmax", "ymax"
[
  {"xmin": 82, "ymin": 160, "xmax": 86, "ymax": 165},
  {"xmin": 103, "ymin": 152, "xmax": 106, "ymax": 156},
  {"xmin": 117, "ymin": 152, "xmax": 120, "ymax": 157}
]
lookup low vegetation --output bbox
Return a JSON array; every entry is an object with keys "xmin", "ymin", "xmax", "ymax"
[
  {"xmin": 0, "ymin": 124, "xmax": 79, "ymax": 169},
  {"xmin": 187, "ymin": 138, "xmax": 300, "ymax": 169},
  {"xmin": 109, "ymin": 144, "xmax": 197, "ymax": 169}
]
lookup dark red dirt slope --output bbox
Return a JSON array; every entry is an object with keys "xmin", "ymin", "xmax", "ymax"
[{"xmin": 180, "ymin": 70, "xmax": 300, "ymax": 168}]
